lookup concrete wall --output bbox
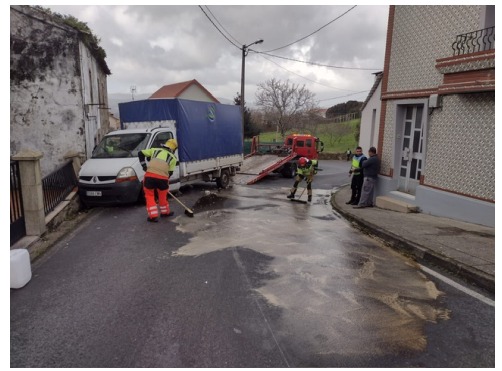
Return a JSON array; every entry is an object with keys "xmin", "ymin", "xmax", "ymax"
[
  {"xmin": 359, "ymin": 80, "xmax": 381, "ymax": 153},
  {"xmin": 10, "ymin": 6, "xmax": 109, "ymax": 176},
  {"xmin": 179, "ymin": 85, "xmax": 217, "ymax": 102}
]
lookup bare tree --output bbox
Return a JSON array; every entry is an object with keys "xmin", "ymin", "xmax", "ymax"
[{"xmin": 255, "ymin": 78, "xmax": 317, "ymax": 137}]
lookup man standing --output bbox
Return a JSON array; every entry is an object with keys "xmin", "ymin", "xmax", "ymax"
[
  {"xmin": 346, "ymin": 148, "xmax": 352, "ymax": 161},
  {"xmin": 287, "ymin": 157, "xmax": 318, "ymax": 202},
  {"xmin": 138, "ymin": 139, "xmax": 178, "ymax": 222},
  {"xmin": 354, "ymin": 146, "xmax": 380, "ymax": 209},
  {"xmin": 346, "ymin": 146, "xmax": 367, "ymax": 205}
]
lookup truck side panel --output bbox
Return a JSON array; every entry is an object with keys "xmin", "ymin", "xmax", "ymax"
[
  {"xmin": 177, "ymin": 99, "xmax": 242, "ymax": 162},
  {"xmin": 178, "ymin": 154, "xmax": 243, "ymax": 179}
]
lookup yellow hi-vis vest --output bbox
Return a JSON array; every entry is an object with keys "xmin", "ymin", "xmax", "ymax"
[
  {"xmin": 141, "ymin": 148, "xmax": 177, "ymax": 178},
  {"xmin": 297, "ymin": 159, "xmax": 318, "ymax": 176},
  {"xmin": 351, "ymin": 155, "xmax": 365, "ymax": 175}
]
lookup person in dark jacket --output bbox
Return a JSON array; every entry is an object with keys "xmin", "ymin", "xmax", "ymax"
[{"xmin": 353, "ymin": 146, "xmax": 380, "ymax": 208}]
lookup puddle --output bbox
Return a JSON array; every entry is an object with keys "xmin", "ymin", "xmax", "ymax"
[{"xmin": 173, "ymin": 186, "xmax": 450, "ymax": 356}]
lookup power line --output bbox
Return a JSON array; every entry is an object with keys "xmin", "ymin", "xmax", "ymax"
[
  {"xmin": 204, "ymin": 6, "xmax": 242, "ymax": 46},
  {"xmin": 318, "ymin": 90, "xmax": 369, "ymax": 102},
  {"xmin": 262, "ymin": 5, "xmax": 357, "ymax": 53},
  {"xmin": 199, "ymin": 5, "xmax": 381, "ymax": 72},
  {"xmin": 260, "ymin": 54, "xmax": 359, "ymax": 92},
  {"xmin": 198, "ymin": 5, "xmax": 240, "ymax": 50},
  {"xmin": 256, "ymin": 51, "xmax": 382, "ymax": 71}
]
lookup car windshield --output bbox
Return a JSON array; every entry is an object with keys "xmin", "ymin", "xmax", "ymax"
[{"xmin": 92, "ymin": 133, "xmax": 151, "ymax": 158}]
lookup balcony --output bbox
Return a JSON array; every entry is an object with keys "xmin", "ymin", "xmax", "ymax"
[{"xmin": 452, "ymin": 26, "xmax": 495, "ymax": 56}]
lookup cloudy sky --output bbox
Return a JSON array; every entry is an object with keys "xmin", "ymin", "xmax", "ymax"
[{"xmin": 44, "ymin": 4, "xmax": 389, "ymax": 108}]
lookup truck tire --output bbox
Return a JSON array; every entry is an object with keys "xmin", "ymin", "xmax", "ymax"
[
  {"xmin": 216, "ymin": 169, "xmax": 230, "ymax": 189},
  {"xmin": 282, "ymin": 162, "xmax": 297, "ymax": 178}
]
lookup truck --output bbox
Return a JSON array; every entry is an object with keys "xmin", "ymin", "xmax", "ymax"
[
  {"xmin": 233, "ymin": 133, "xmax": 324, "ymax": 185},
  {"xmin": 78, "ymin": 98, "xmax": 243, "ymax": 207}
]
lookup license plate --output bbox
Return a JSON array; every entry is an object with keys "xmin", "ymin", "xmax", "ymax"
[{"xmin": 86, "ymin": 191, "xmax": 102, "ymax": 197}]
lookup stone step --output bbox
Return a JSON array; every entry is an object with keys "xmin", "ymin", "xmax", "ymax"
[{"xmin": 376, "ymin": 195, "xmax": 419, "ymax": 213}]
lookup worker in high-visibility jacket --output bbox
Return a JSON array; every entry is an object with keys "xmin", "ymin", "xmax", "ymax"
[
  {"xmin": 287, "ymin": 157, "xmax": 318, "ymax": 202},
  {"xmin": 346, "ymin": 146, "xmax": 367, "ymax": 205},
  {"xmin": 138, "ymin": 139, "xmax": 178, "ymax": 222}
]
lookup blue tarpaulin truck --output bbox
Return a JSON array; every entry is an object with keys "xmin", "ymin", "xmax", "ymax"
[{"xmin": 78, "ymin": 99, "xmax": 243, "ymax": 207}]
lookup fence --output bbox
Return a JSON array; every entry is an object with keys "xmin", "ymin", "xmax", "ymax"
[
  {"xmin": 10, "ymin": 161, "xmax": 26, "ymax": 245},
  {"xmin": 42, "ymin": 160, "xmax": 78, "ymax": 215}
]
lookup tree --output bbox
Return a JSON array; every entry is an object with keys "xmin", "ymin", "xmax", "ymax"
[
  {"xmin": 255, "ymin": 78, "xmax": 316, "ymax": 137},
  {"xmin": 326, "ymin": 100, "xmax": 363, "ymax": 118},
  {"xmin": 234, "ymin": 94, "xmax": 259, "ymax": 139}
]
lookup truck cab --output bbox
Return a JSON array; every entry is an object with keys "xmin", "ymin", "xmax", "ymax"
[
  {"xmin": 78, "ymin": 126, "xmax": 179, "ymax": 207},
  {"xmin": 284, "ymin": 134, "xmax": 324, "ymax": 159}
]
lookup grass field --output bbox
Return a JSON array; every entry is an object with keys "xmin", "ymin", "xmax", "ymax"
[{"xmin": 256, "ymin": 119, "xmax": 360, "ymax": 154}]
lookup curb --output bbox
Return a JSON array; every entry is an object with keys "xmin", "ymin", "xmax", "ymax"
[{"xmin": 329, "ymin": 187, "xmax": 494, "ymax": 294}]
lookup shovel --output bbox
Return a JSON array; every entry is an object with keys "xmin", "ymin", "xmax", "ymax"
[{"xmin": 168, "ymin": 191, "xmax": 195, "ymax": 217}]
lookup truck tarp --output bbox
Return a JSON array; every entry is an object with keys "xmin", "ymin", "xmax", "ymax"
[{"xmin": 119, "ymin": 99, "xmax": 242, "ymax": 162}]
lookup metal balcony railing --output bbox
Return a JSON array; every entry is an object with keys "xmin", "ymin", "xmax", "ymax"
[{"xmin": 452, "ymin": 26, "xmax": 495, "ymax": 56}]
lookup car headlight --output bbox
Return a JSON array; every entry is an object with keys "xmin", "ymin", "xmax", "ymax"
[{"xmin": 116, "ymin": 167, "xmax": 138, "ymax": 183}]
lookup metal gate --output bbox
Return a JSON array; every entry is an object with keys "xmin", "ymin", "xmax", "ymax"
[{"xmin": 10, "ymin": 160, "xmax": 26, "ymax": 245}]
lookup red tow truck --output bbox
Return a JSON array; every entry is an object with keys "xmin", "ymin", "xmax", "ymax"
[{"xmin": 234, "ymin": 133, "xmax": 324, "ymax": 185}]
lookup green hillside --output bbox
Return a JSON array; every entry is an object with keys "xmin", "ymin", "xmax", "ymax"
[{"xmin": 256, "ymin": 118, "xmax": 360, "ymax": 154}]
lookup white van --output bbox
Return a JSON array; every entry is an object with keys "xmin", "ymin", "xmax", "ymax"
[
  {"xmin": 78, "ymin": 126, "xmax": 243, "ymax": 207},
  {"xmin": 78, "ymin": 127, "xmax": 178, "ymax": 207}
]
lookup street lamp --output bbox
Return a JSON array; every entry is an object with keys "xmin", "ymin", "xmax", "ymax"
[{"xmin": 240, "ymin": 39, "xmax": 263, "ymax": 146}]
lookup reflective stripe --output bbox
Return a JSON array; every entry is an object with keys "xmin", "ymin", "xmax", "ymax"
[{"xmin": 148, "ymin": 206, "xmax": 159, "ymax": 217}]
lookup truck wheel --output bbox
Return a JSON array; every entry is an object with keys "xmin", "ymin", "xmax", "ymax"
[
  {"xmin": 282, "ymin": 162, "xmax": 297, "ymax": 178},
  {"xmin": 216, "ymin": 169, "xmax": 230, "ymax": 189}
]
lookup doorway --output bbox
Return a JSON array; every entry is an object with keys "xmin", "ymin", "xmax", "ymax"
[{"xmin": 398, "ymin": 105, "xmax": 425, "ymax": 195}]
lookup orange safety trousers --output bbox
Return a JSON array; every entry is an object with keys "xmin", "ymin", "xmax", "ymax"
[{"xmin": 143, "ymin": 172, "xmax": 170, "ymax": 219}]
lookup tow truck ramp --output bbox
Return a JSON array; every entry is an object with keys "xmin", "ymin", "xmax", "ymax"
[{"xmin": 233, "ymin": 152, "xmax": 296, "ymax": 185}]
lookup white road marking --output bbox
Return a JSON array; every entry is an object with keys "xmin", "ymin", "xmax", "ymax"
[{"xmin": 419, "ymin": 265, "xmax": 495, "ymax": 307}]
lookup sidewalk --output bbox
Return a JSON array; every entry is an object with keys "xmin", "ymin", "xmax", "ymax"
[{"xmin": 330, "ymin": 185, "xmax": 495, "ymax": 294}]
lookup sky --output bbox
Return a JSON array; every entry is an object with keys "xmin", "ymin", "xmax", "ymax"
[{"xmin": 45, "ymin": 4, "xmax": 390, "ymax": 108}]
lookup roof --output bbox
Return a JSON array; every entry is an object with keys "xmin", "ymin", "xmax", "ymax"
[
  {"xmin": 361, "ymin": 72, "xmax": 383, "ymax": 111},
  {"xmin": 149, "ymin": 79, "xmax": 220, "ymax": 103}
]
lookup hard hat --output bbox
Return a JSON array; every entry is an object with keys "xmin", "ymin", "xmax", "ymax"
[
  {"xmin": 298, "ymin": 157, "xmax": 308, "ymax": 168},
  {"xmin": 163, "ymin": 138, "xmax": 178, "ymax": 151}
]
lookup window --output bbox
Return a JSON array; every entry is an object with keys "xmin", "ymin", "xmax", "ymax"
[{"xmin": 151, "ymin": 132, "xmax": 173, "ymax": 148}]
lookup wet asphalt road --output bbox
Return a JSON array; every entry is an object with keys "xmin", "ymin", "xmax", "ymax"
[{"xmin": 10, "ymin": 161, "xmax": 494, "ymax": 367}]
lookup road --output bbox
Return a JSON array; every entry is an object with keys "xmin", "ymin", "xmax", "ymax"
[{"xmin": 10, "ymin": 160, "xmax": 494, "ymax": 367}]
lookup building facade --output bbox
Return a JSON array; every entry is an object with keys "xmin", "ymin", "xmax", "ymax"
[
  {"xmin": 360, "ymin": 72, "xmax": 383, "ymax": 153},
  {"xmin": 377, "ymin": 5, "xmax": 494, "ymax": 227},
  {"xmin": 10, "ymin": 5, "xmax": 111, "ymax": 176}
]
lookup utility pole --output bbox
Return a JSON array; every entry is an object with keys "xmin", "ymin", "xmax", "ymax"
[
  {"xmin": 130, "ymin": 85, "xmax": 136, "ymax": 101},
  {"xmin": 240, "ymin": 39, "xmax": 263, "ymax": 146}
]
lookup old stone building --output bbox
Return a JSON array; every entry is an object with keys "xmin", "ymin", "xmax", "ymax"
[{"xmin": 10, "ymin": 5, "xmax": 111, "ymax": 176}]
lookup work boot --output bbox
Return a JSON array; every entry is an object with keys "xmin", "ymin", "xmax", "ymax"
[
  {"xmin": 147, "ymin": 217, "xmax": 159, "ymax": 223},
  {"xmin": 161, "ymin": 211, "xmax": 174, "ymax": 217},
  {"xmin": 287, "ymin": 193, "xmax": 295, "ymax": 199},
  {"xmin": 345, "ymin": 199, "xmax": 354, "ymax": 205}
]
